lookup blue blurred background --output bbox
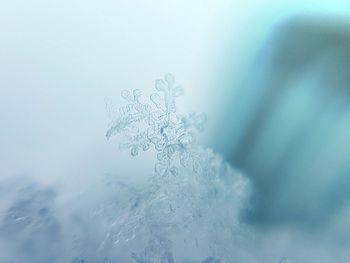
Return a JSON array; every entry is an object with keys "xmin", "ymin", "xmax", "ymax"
[{"xmin": 212, "ymin": 15, "xmax": 350, "ymax": 230}]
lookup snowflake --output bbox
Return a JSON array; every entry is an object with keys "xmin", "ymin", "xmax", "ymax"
[
  {"xmin": 104, "ymin": 74, "xmax": 251, "ymax": 262},
  {"xmin": 106, "ymin": 73, "xmax": 206, "ymax": 176}
]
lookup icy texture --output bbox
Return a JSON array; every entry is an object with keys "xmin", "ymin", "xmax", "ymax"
[
  {"xmin": 97, "ymin": 164, "xmax": 250, "ymax": 262},
  {"xmin": 0, "ymin": 182, "xmax": 62, "ymax": 262},
  {"xmin": 104, "ymin": 74, "xmax": 251, "ymax": 262}
]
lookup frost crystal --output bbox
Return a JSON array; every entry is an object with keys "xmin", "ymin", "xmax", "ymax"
[
  {"xmin": 106, "ymin": 73, "xmax": 206, "ymax": 176},
  {"xmin": 104, "ymin": 74, "xmax": 251, "ymax": 262}
]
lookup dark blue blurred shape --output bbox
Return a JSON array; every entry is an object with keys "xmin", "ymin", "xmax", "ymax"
[{"xmin": 217, "ymin": 15, "xmax": 350, "ymax": 230}]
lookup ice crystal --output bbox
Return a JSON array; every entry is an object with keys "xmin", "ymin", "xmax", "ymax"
[
  {"xmin": 96, "ymin": 164, "xmax": 249, "ymax": 262},
  {"xmin": 106, "ymin": 73, "xmax": 206, "ymax": 176},
  {"xmin": 104, "ymin": 74, "xmax": 251, "ymax": 262}
]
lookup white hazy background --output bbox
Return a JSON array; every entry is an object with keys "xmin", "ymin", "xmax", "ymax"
[{"xmin": 2, "ymin": 0, "xmax": 349, "ymax": 183}]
